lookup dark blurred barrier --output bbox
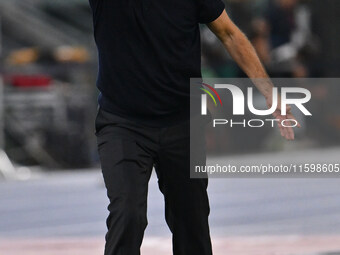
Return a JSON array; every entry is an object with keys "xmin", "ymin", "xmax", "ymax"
[
  {"xmin": 3, "ymin": 79, "xmax": 96, "ymax": 168},
  {"xmin": 0, "ymin": 0, "xmax": 98, "ymax": 168},
  {"xmin": 0, "ymin": 0, "xmax": 93, "ymax": 52},
  {"xmin": 309, "ymin": 0, "xmax": 340, "ymax": 76},
  {"xmin": 202, "ymin": 0, "xmax": 340, "ymax": 78}
]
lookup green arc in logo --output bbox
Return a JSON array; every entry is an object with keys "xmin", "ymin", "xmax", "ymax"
[{"xmin": 200, "ymin": 88, "xmax": 217, "ymax": 106}]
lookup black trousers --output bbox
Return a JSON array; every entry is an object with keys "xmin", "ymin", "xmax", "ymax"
[{"xmin": 95, "ymin": 108, "xmax": 211, "ymax": 255}]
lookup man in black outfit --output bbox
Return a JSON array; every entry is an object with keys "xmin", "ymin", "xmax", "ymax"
[{"xmin": 89, "ymin": 0, "xmax": 298, "ymax": 254}]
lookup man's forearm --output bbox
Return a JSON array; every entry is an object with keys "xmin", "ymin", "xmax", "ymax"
[
  {"xmin": 222, "ymin": 29, "xmax": 273, "ymax": 99},
  {"xmin": 208, "ymin": 11, "xmax": 299, "ymax": 140}
]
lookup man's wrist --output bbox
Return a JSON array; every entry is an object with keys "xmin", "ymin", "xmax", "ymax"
[{"xmin": 263, "ymin": 86, "xmax": 274, "ymax": 100}]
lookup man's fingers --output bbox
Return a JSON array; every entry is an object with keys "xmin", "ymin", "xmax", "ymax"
[
  {"xmin": 277, "ymin": 117, "xmax": 295, "ymax": 140},
  {"xmin": 277, "ymin": 119, "xmax": 285, "ymax": 137},
  {"xmin": 283, "ymin": 127, "xmax": 289, "ymax": 139},
  {"xmin": 287, "ymin": 113, "xmax": 301, "ymax": 128},
  {"xmin": 286, "ymin": 126, "xmax": 295, "ymax": 140},
  {"xmin": 274, "ymin": 113, "xmax": 299, "ymax": 140},
  {"xmin": 280, "ymin": 124, "xmax": 290, "ymax": 139},
  {"xmin": 278, "ymin": 126, "xmax": 284, "ymax": 137},
  {"xmin": 283, "ymin": 119, "xmax": 293, "ymax": 140}
]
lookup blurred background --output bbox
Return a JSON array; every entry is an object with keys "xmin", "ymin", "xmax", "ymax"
[{"xmin": 0, "ymin": 0, "xmax": 340, "ymax": 254}]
